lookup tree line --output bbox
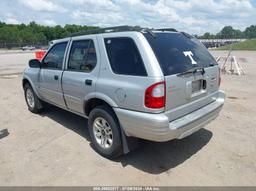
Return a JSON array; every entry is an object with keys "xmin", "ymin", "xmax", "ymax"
[
  {"xmin": 0, "ymin": 21, "xmax": 97, "ymax": 48},
  {"xmin": 198, "ymin": 25, "xmax": 256, "ymax": 39},
  {"xmin": 0, "ymin": 21, "xmax": 256, "ymax": 48}
]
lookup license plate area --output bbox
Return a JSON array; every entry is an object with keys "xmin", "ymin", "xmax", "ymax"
[{"xmin": 192, "ymin": 79, "xmax": 206, "ymax": 93}]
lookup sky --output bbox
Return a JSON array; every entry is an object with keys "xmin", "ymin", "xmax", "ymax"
[{"xmin": 0, "ymin": 0, "xmax": 256, "ymax": 35}]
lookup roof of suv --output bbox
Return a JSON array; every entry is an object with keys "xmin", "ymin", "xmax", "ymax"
[
  {"xmin": 69, "ymin": 25, "xmax": 179, "ymax": 37},
  {"xmin": 49, "ymin": 26, "xmax": 194, "ymax": 46}
]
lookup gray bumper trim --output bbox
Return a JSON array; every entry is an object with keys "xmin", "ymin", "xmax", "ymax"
[{"xmin": 114, "ymin": 90, "xmax": 225, "ymax": 142}]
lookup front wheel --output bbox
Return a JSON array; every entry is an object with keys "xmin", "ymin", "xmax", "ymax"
[
  {"xmin": 88, "ymin": 105, "xmax": 123, "ymax": 159},
  {"xmin": 24, "ymin": 83, "xmax": 44, "ymax": 113}
]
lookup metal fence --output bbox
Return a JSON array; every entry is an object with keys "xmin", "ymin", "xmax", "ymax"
[
  {"xmin": 0, "ymin": 42, "xmax": 48, "ymax": 50},
  {"xmin": 199, "ymin": 39, "xmax": 247, "ymax": 48}
]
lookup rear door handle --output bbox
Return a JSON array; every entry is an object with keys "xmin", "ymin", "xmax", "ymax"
[
  {"xmin": 54, "ymin": 75, "xmax": 59, "ymax": 80},
  {"xmin": 85, "ymin": 79, "xmax": 92, "ymax": 86}
]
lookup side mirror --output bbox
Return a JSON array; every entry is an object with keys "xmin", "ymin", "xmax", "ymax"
[{"xmin": 29, "ymin": 59, "xmax": 41, "ymax": 68}]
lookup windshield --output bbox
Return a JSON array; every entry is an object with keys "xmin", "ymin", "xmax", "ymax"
[{"xmin": 144, "ymin": 32, "xmax": 218, "ymax": 76}]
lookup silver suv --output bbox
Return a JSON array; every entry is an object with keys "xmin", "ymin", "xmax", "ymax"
[{"xmin": 22, "ymin": 26, "xmax": 225, "ymax": 158}]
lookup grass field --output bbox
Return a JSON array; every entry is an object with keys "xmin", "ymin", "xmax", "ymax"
[{"xmin": 217, "ymin": 39, "xmax": 256, "ymax": 51}]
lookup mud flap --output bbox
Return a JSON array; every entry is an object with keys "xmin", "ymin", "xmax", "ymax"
[{"xmin": 120, "ymin": 125, "xmax": 138, "ymax": 154}]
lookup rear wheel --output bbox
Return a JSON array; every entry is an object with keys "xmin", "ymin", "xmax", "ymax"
[
  {"xmin": 88, "ymin": 105, "xmax": 123, "ymax": 159},
  {"xmin": 24, "ymin": 83, "xmax": 44, "ymax": 113}
]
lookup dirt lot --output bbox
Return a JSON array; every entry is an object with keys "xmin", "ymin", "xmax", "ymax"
[
  {"xmin": 0, "ymin": 50, "xmax": 34, "ymax": 76},
  {"xmin": 0, "ymin": 51, "xmax": 255, "ymax": 186}
]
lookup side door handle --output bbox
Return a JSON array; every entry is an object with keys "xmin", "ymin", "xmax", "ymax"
[
  {"xmin": 54, "ymin": 75, "xmax": 59, "ymax": 80},
  {"xmin": 85, "ymin": 79, "xmax": 92, "ymax": 86}
]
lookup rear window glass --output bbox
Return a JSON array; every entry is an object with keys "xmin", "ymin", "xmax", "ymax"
[
  {"xmin": 104, "ymin": 37, "xmax": 147, "ymax": 76},
  {"xmin": 144, "ymin": 33, "xmax": 218, "ymax": 76}
]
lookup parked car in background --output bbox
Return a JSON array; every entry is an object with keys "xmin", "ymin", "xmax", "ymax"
[
  {"xmin": 22, "ymin": 45, "xmax": 36, "ymax": 51},
  {"xmin": 22, "ymin": 26, "xmax": 225, "ymax": 158}
]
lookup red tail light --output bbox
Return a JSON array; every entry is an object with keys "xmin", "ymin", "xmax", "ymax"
[{"xmin": 145, "ymin": 81, "xmax": 166, "ymax": 109}]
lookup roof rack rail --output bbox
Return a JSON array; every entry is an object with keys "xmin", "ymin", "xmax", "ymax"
[
  {"xmin": 69, "ymin": 26, "xmax": 178, "ymax": 37},
  {"xmin": 181, "ymin": 31, "xmax": 194, "ymax": 39},
  {"xmin": 155, "ymin": 28, "xmax": 178, "ymax": 32},
  {"xmin": 69, "ymin": 25, "xmax": 143, "ymax": 37}
]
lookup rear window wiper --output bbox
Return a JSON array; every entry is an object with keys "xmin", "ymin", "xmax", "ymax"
[{"xmin": 177, "ymin": 67, "xmax": 205, "ymax": 77}]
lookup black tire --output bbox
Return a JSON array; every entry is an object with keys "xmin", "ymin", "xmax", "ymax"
[
  {"xmin": 24, "ymin": 83, "xmax": 44, "ymax": 113},
  {"xmin": 88, "ymin": 105, "xmax": 123, "ymax": 159}
]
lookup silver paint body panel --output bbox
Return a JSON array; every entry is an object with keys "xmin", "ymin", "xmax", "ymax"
[{"xmin": 23, "ymin": 31, "xmax": 225, "ymax": 142}]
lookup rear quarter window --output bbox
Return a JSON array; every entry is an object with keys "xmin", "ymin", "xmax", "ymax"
[{"xmin": 104, "ymin": 37, "xmax": 147, "ymax": 76}]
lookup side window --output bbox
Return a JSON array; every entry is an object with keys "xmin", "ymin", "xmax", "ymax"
[
  {"xmin": 42, "ymin": 42, "xmax": 67, "ymax": 70},
  {"xmin": 104, "ymin": 37, "xmax": 147, "ymax": 76},
  {"xmin": 68, "ymin": 40, "xmax": 97, "ymax": 72}
]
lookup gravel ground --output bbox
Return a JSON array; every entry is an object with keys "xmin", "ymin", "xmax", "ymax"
[
  {"xmin": 0, "ymin": 51, "xmax": 255, "ymax": 186},
  {"xmin": 0, "ymin": 51, "xmax": 34, "ymax": 76}
]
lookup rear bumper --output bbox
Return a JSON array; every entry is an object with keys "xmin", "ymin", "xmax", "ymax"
[{"xmin": 114, "ymin": 90, "xmax": 225, "ymax": 142}]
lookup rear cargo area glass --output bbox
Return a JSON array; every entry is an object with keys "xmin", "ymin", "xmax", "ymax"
[{"xmin": 144, "ymin": 33, "xmax": 217, "ymax": 76}]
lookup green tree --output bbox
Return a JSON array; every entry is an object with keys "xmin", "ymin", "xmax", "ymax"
[
  {"xmin": 244, "ymin": 25, "xmax": 256, "ymax": 39},
  {"xmin": 215, "ymin": 26, "xmax": 244, "ymax": 39},
  {"xmin": 202, "ymin": 32, "xmax": 216, "ymax": 39},
  {"xmin": 1, "ymin": 21, "xmax": 255, "ymax": 48}
]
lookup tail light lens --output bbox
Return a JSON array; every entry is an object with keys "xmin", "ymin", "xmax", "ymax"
[{"xmin": 145, "ymin": 81, "xmax": 165, "ymax": 109}]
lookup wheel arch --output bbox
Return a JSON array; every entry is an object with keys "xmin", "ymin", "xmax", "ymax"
[
  {"xmin": 84, "ymin": 93, "xmax": 118, "ymax": 116},
  {"xmin": 84, "ymin": 98, "xmax": 115, "ymax": 117},
  {"xmin": 22, "ymin": 78, "xmax": 30, "ymax": 88},
  {"xmin": 84, "ymin": 94, "xmax": 137, "ymax": 154},
  {"xmin": 22, "ymin": 77, "xmax": 40, "ymax": 98}
]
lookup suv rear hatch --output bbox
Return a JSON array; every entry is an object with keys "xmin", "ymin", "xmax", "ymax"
[{"xmin": 144, "ymin": 32, "xmax": 220, "ymax": 121}]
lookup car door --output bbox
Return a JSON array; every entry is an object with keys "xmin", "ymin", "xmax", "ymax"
[
  {"xmin": 62, "ymin": 36, "xmax": 100, "ymax": 114},
  {"xmin": 38, "ymin": 41, "xmax": 68, "ymax": 108}
]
